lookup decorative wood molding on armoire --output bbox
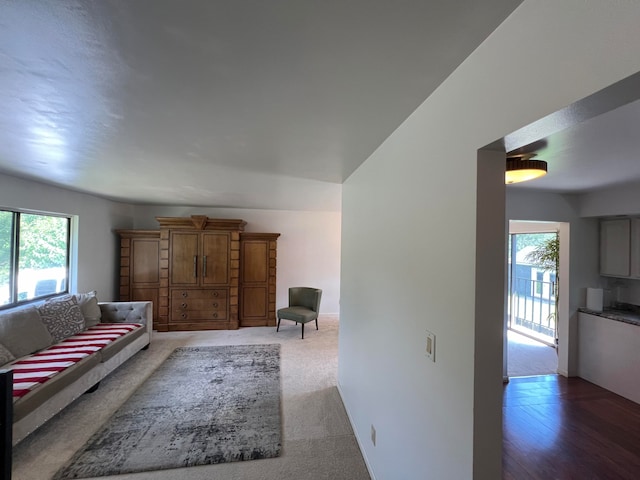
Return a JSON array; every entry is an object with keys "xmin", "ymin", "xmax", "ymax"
[{"xmin": 117, "ymin": 216, "xmax": 279, "ymax": 332}]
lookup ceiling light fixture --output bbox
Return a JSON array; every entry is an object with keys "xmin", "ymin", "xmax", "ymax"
[{"xmin": 505, "ymin": 153, "xmax": 548, "ymax": 184}]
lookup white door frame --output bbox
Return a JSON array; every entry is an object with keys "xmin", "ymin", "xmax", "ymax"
[{"xmin": 504, "ymin": 220, "xmax": 570, "ymax": 380}]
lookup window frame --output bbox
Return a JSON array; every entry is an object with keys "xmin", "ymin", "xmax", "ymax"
[{"xmin": 0, "ymin": 208, "xmax": 71, "ymax": 309}]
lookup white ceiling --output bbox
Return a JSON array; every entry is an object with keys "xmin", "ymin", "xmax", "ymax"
[
  {"xmin": 0, "ymin": 0, "xmax": 521, "ymax": 211},
  {"xmin": 507, "ymin": 97, "xmax": 640, "ymax": 194},
  {"xmin": 3, "ymin": 1, "xmax": 638, "ymax": 211}
]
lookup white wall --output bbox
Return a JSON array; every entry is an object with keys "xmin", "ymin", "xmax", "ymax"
[
  {"xmin": 578, "ymin": 180, "xmax": 640, "ymax": 217},
  {"xmin": 0, "ymin": 173, "xmax": 134, "ymax": 300},
  {"xmin": 130, "ymin": 205, "xmax": 341, "ymax": 314},
  {"xmin": 0, "ymin": 173, "xmax": 341, "ymax": 314},
  {"xmin": 338, "ymin": 2, "xmax": 640, "ymax": 479}
]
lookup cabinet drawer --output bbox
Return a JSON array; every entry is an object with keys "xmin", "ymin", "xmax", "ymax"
[
  {"xmin": 172, "ymin": 298, "xmax": 227, "ymax": 311},
  {"xmin": 171, "ymin": 289, "xmax": 227, "ymax": 300},
  {"xmin": 172, "ymin": 310, "xmax": 228, "ymax": 322}
]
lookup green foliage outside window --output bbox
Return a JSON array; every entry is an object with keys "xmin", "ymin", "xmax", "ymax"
[
  {"xmin": 0, "ymin": 210, "xmax": 69, "ymax": 305},
  {"xmin": 0, "ymin": 210, "xmax": 12, "ymax": 286},
  {"xmin": 525, "ymin": 233, "xmax": 560, "ymax": 337},
  {"xmin": 18, "ymin": 214, "xmax": 68, "ymax": 270},
  {"xmin": 524, "ymin": 234, "xmax": 559, "ymax": 272}
]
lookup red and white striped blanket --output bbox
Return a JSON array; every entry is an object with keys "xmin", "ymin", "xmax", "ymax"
[{"xmin": 10, "ymin": 323, "xmax": 142, "ymax": 399}]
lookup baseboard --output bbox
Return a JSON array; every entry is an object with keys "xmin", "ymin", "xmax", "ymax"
[
  {"xmin": 336, "ymin": 382, "xmax": 377, "ymax": 480},
  {"xmin": 503, "ymin": 375, "xmax": 510, "ymax": 383},
  {"xmin": 557, "ymin": 369, "xmax": 569, "ymax": 377}
]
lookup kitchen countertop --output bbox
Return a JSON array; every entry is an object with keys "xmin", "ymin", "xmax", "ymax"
[{"xmin": 578, "ymin": 307, "xmax": 640, "ymax": 326}]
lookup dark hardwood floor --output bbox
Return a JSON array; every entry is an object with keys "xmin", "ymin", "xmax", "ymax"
[{"xmin": 503, "ymin": 375, "xmax": 640, "ymax": 479}]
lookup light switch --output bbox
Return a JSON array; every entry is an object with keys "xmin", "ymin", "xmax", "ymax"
[{"xmin": 425, "ymin": 330, "xmax": 435, "ymax": 362}]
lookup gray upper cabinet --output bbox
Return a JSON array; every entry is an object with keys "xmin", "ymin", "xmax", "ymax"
[
  {"xmin": 631, "ymin": 218, "xmax": 640, "ymax": 278},
  {"xmin": 600, "ymin": 218, "xmax": 631, "ymax": 277}
]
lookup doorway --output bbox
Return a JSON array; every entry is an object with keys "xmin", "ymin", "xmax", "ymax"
[{"xmin": 506, "ymin": 222, "xmax": 563, "ymax": 378}]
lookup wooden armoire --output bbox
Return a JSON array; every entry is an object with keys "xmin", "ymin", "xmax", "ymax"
[{"xmin": 117, "ymin": 216, "xmax": 279, "ymax": 332}]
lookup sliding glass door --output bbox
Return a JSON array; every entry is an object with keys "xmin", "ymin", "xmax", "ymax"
[{"xmin": 507, "ymin": 232, "xmax": 558, "ymax": 346}]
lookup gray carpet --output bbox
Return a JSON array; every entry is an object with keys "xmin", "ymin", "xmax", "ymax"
[
  {"xmin": 53, "ymin": 344, "xmax": 281, "ymax": 479},
  {"xmin": 12, "ymin": 316, "xmax": 370, "ymax": 480}
]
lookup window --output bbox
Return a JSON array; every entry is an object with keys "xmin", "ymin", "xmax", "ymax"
[{"xmin": 0, "ymin": 209, "xmax": 70, "ymax": 307}]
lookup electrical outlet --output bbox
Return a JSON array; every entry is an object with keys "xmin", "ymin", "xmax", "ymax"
[
  {"xmin": 426, "ymin": 330, "xmax": 436, "ymax": 362},
  {"xmin": 371, "ymin": 424, "xmax": 376, "ymax": 446}
]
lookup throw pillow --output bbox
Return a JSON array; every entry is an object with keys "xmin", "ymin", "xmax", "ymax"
[
  {"xmin": 0, "ymin": 306, "xmax": 53, "ymax": 357},
  {"xmin": 0, "ymin": 342, "xmax": 15, "ymax": 366},
  {"xmin": 38, "ymin": 295, "xmax": 86, "ymax": 342},
  {"xmin": 75, "ymin": 290, "xmax": 102, "ymax": 327}
]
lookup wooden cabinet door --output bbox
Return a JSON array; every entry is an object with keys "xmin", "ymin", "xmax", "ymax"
[
  {"xmin": 132, "ymin": 287, "xmax": 159, "ymax": 321},
  {"xmin": 239, "ymin": 233, "xmax": 278, "ymax": 327},
  {"xmin": 131, "ymin": 239, "xmax": 160, "ymax": 284},
  {"xmin": 170, "ymin": 232, "xmax": 199, "ymax": 285},
  {"xmin": 240, "ymin": 240, "xmax": 269, "ymax": 323},
  {"xmin": 131, "ymin": 238, "xmax": 160, "ymax": 320},
  {"xmin": 201, "ymin": 232, "xmax": 229, "ymax": 285},
  {"xmin": 117, "ymin": 230, "xmax": 161, "ymax": 325}
]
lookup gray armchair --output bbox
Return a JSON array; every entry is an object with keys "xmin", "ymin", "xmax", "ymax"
[{"xmin": 276, "ymin": 287, "xmax": 322, "ymax": 339}]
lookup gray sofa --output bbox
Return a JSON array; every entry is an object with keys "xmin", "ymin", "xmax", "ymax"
[{"xmin": 0, "ymin": 293, "xmax": 152, "ymax": 446}]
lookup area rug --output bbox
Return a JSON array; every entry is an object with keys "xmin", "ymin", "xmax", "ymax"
[{"xmin": 53, "ymin": 344, "xmax": 282, "ymax": 479}]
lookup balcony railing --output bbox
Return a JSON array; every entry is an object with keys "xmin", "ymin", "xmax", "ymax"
[{"xmin": 508, "ymin": 276, "xmax": 557, "ymax": 346}]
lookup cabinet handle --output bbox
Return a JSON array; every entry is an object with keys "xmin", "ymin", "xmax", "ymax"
[
  {"xmin": 193, "ymin": 255, "xmax": 197, "ymax": 277},
  {"xmin": 213, "ymin": 291, "xmax": 218, "ymax": 297},
  {"xmin": 181, "ymin": 302, "xmax": 187, "ymax": 308},
  {"xmin": 182, "ymin": 291, "xmax": 188, "ymax": 298},
  {"xmin": 213, "ymin": 313, "xmax": 218, "ymax": 318},
  {"xmin": 213, "ymin": 302, "xmax": 218, "ymax": 308},
  {"xmin": 181, "ymin": 313, "xmax": 187, "ymax": 319},
  {"xmin": 203, "ymin": 255, "xmax": 207, "ymax": 277}
]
